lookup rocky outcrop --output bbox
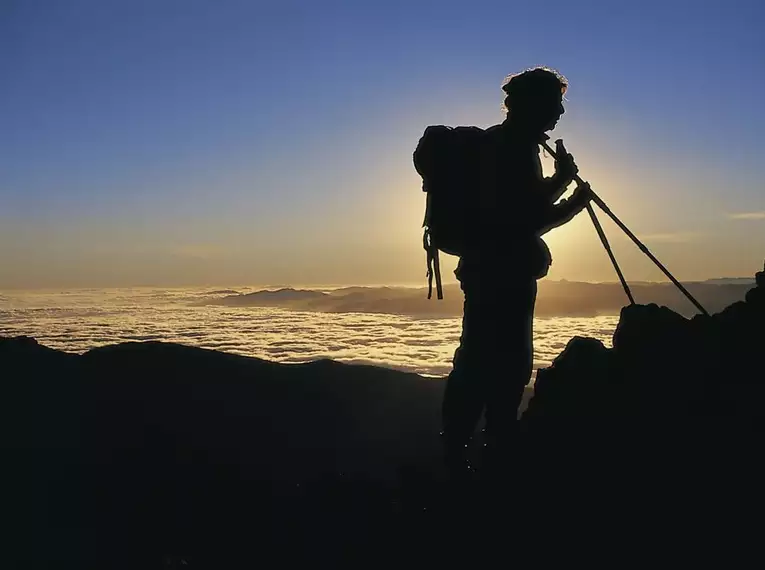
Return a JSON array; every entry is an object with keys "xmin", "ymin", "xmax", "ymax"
[
  {"xmin": 522, "ymin": 261, "xmax": 765, "ymax": 437},
  {"xmin": 1, "ymin": 336, "xmax": 449, "ymax": 566}
]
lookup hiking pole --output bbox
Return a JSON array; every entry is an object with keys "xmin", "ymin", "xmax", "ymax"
[
  {"xmin": 540, "ymin": 140, "xmax": 710, "ymax": 316},
  {"xmin": 585, "ymin": 203, "xmax": 635, "ymax": 305},
  {"xmin": 539, "ymin": 141, "xmax": 635, "ymax": 305},
  {"xmin": 590, "ymin": 192, "xmax": 709, "ymax": 316}
]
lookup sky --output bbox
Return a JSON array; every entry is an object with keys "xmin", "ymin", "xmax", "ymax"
[{"xmin": 1, "ymin": 0, "xmax": 763, "ymax": 288}]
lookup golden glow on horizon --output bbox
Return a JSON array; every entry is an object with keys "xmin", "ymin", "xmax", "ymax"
[{"xmin": 0, "ymin": 112, "xmax": 762, "ymax": 289}]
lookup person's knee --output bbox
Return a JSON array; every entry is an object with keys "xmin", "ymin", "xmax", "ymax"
[{"xmin": 452, "ymin": 341, "xmax": 501, "ymax": 374}]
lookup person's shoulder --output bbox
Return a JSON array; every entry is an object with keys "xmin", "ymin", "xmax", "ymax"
[
  {"xmin": 484, "ymin": 124, "xmax": 504, "ymax": 138},
  {"xmin": 470, "ymin": 124, "xmax": 503, "ymax": 148}
]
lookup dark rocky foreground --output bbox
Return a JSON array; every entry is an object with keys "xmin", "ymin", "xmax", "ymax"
[
  {"xmin": 524, "ymin": 260, "xmax": 765, "ymax": 430},
  {"xmin": 2, "ymin": 262, "xmax": 764, "ymax": 567}
]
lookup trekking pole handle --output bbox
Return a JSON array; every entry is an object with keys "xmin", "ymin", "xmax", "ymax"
[
  {"xmin": 540, "ymin": 139, "xmax": 592, "ymax": 195},
  {"xmin": 540, "ymin": 139, "xmax": 611, "ymax": 213}
]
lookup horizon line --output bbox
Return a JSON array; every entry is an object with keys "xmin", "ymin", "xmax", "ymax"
[{"xmin": 0, "ymin": 276, "xmax": 756, "ymax": 293}]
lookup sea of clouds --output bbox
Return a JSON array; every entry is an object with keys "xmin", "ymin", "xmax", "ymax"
[{"xmin": 0, "ymin": 287, "xmax": 620, "ymax": 377}]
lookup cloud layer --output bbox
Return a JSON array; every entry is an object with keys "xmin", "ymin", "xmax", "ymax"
[
  {"xmin": 1, "ymin": 287, "xmax": 620, "ymax": 377},
  {"xmin": 2, "ymin": 275, "xmax": 757, "ymax": 378}
]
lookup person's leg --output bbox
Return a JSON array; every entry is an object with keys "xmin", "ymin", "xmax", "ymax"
[
  {"xmin": 482, "ymin": 279, "xmax": 537, "ymax": 459},
  {"xmin": 441, "ymin": 271, "xmax": 497, "ymax": 472}
]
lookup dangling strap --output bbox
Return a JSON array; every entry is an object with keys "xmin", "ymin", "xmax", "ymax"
[
  {"xmin": 423, "ymin": 228, "xmax": 443, "ymax": 300},
  {"xmin": 424, "ymin": 228, "xmax": 434, "ymax": 299},
  {"xmin": 432, "ymin": 247, "xmax": 443, "ymax": 300},
  {"xmin": 421, "ymin": 192, "xmax": 443, "ymax": 300}
]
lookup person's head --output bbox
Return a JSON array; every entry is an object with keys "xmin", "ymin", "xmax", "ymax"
[{"xmin": 502, "ymin": 67, "xmax": 567, "ymax": 135}]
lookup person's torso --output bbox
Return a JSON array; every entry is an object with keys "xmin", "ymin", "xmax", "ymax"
[
  {"xmin": 483, "ymin": 124, "xmax": 546, "ymax": 221},
  {"xmin": 460, "ymin": 124, "xmax": 552, "ymax": 279}
]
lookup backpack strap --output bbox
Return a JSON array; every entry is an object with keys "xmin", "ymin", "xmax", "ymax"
[{"xmin": 433, "ymin": 248, "xmax": 443, "ymax": 300}]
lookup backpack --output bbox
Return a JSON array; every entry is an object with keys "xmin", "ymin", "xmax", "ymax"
[{"xmin": 413, "ymin": 125, "xmax": 487, "ymax": 299}]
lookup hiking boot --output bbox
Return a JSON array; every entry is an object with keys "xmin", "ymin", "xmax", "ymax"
[
  {"xmin": 440, "ymin": 431, "xmax": 475, "ymax": 483},
  {"xmin": 480, "ymin": 427, "xmax": 519, "ymax": 481}
]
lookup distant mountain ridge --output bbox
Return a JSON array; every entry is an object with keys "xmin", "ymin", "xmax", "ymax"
[
  {"xmin": 202, "ymin": 280, "xmax": 757, "ymax": 318},
  {"xmin": 207, "ymin": 287, "xmax": 328, "ymax": 306},
  {"xmin": 700, "ymin": 277, "xmax": 757, "ymax": 285}
]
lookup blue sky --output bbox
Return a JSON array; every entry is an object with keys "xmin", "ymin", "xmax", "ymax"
[{"xmin": 1, "ymin": 0, "xmax": 763, "ymax": 287}]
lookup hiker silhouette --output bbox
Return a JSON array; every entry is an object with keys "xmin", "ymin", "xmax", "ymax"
[{"xmin": 414, "ymin": 67, "xmax": 594, "ymax": 477}]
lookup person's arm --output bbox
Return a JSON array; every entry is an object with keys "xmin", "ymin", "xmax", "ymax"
[
  {"xmin": 537, "ymin": 139, "xmax": 578, "ymax": 203},
  {"xmin": 539, "ymin": 173, "xmax": 571, "ymax": 203},
  {"xmin": 537, "ymin": 182, "xmax": 593, "ymax": 235}
]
